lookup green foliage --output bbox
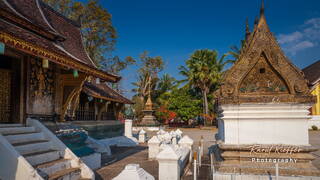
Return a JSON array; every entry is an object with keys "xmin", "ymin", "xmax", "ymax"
[
  {"xmin": 101, "ymin": 56, "xmax": 136, "ymax": 74},
  {"xmin": 131, "ymin": 96, "xmax": 145, "ymax": 121},
  {"xmin": 43, "ymin": 0, "xmax": 120, "ymax": 68},
  {"xmin": 131, "ymin": 51, "xmax": 164, "ymax": 98},
  {"xmin": 167, "ymin": 88, "xmax": 202, "ymax": 121},
  {"xmin": 179, "ymin": 49, "xmax": 231, "ymax": 115}
]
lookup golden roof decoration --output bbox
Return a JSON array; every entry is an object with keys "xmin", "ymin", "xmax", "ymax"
[{"xmin": 217, "ymin": 1, "xmax": 315, "ymax": 104}]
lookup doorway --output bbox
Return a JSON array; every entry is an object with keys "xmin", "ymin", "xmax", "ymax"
[{"xmin": 0, "ymin": 55, "xmax": 22, "ymax": 123}]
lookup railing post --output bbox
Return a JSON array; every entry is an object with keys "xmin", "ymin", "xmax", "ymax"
[
  {"xmin": 275, "ymin": 163, "xmax": 279, "ymax": 180},
  {"xmin": 193, "ymin": 151, "xmax": 197, "ymax": 180},
  {"xmin": 157, "ymin": 146, "xmax": 180, "ymax": 180},
  {"xmin": 200, "ymin": 136, "xmax": 204, "ymax": 157}
]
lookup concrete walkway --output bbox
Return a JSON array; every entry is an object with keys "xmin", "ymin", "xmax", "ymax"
[{"xmin": 95, "ymin": 128, "xmax": 320, "ymax": 180}]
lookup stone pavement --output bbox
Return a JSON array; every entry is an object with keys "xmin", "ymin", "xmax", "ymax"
[
  {"xmin": 96, "ymin": 145, "xmax": 158, "ymax": 180},
  {"xmin": 95, "ymin": 128, "xmax": 320, "ymax": 180}
]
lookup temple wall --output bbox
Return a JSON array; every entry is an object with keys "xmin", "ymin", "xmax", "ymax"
[
  {"xmin": 219, "ymin": 104, "xmax": 311, "ymax": 145},
  {"xmin": 26, "ymin": 58, "xmax": 56, "ymax": 116}
]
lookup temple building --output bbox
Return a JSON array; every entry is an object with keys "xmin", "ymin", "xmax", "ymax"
[
  {"xmin": 303, "ymin": 60, "xmax": 320, "ymax": 128},
  {"xmin": 73, "ymin": 79, "xmax": 133, "ymax": 121},
  {"xmin": 215, "ymin": 2, "xmax": 319, "ymax": 177},
  {"xmin": 0, "ymin": 0, "xmax": 133, "ymax": 179},
  {"xmin": 0, "ymin": 0, "xmax": 122, "ymax": 123}
]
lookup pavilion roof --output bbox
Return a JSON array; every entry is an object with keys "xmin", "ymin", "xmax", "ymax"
[
  {"xmin": 83, "ymin": 81, "xmax": 134, "ymax": 104},
  {"xmin": 303, "ymin": 60, "xmax": 320, "ymax": 86},
  {"xmin": 0, "ymin": 0, "xmax": 120, "ymax": 82}
]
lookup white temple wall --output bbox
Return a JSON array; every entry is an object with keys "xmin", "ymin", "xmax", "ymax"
[{"xmin": 219, "ymin": 103, "xmax": 311, "ymax": 145}]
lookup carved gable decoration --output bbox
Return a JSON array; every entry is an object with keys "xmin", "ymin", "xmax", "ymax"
[
  {"xmin": 218, "ymin": 13, "xmax": 315, "ymax": 104},
  {"xmin": 239, "ymin": 53, "xmax": 289, "ymax": 94}
]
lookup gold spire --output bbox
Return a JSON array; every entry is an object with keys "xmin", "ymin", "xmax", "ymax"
[
  {"xmin": 245, "ymin": 17, "xmax": 251, "ymax": 42},
  {"xmin": 260, "ymin": 0, "xmax": 265, "ymax": 17},
  {"xmin": 145, "ymin": 94, "xmax": 153, "ymax": 110}
]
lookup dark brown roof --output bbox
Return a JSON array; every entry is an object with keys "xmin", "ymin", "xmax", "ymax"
[
  {"xmin": 0, "ymin": 0, "xmax": 120, "ymax": 82},
  {"xmin": 83, "ymin": 81, "xmax": 133, "ymax": 104},
  {"xmin": 302, "ymin": 60, "xmax": 320, "ymax": 86}
]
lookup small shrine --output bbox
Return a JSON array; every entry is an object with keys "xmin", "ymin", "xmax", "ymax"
[
  {"xmin": 141, "ymin": 94, "xmax": 157, "ymax": 125},
  {"xmin": 215, "ymin": 1, "xmax": 319, "ymax": 177}
]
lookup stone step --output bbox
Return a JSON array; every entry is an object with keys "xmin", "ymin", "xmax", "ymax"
[
  {"xmin": 11, "ymin": 139, "xmax": 49, "ymax": 146},
  {"xmin": 48, "ymin": 168, "xmax": 81, "ymax": 180},
  {"xmin": 0, "ymin": 126, "xmax": 36, "ymax": 135},
  {"xmin": 0, "ymin": 124, "xmax": 23, "ymax": 128},
  {"xmin": 15, "ymin": 140, "xmax": 53, "ymax": 155},
  {"xmin": 24, "ymin": 149, "xmax": 61, "ymax": 166},
  {"xmin": 36, "ymin": 158, "xmax": 72, "ymax": 176},
  {"xmin": 5, "ymin": 132, "xmax": 46, "ymax": 144}
]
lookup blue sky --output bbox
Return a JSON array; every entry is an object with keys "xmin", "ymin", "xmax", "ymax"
[{"xmin": 100, "ymin": 0, "xmax": 320, "ymax": 97}]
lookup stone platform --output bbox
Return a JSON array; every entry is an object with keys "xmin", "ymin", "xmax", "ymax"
[{"xmin": 215, "ymin": 143, "xmax": 320, "ymax": 177}]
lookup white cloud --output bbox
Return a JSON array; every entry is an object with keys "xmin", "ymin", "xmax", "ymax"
[
  {"xmin": 277, "ymin": 17, "xmax": 320, "ymax": 55},
  {"xmin": 285, "ymin": 41, "xmax": 315, "ymax": 55},
  {"xmin": 278, "ymin": 31, "xmax": 303, "ymax": 44}
]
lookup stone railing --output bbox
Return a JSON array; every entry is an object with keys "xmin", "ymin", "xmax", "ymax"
[{"xmin": 147, "ymin": 129, "xmax": 193, "ymax": 180}]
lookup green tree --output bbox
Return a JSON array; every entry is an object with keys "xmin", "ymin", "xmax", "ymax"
[
  {"xmin": 132, "ymin": 51, "xmax": 164, "ymax": 100},
  {"xmin": 131, "ymin": 51, "xmax": 164, "ymax": 119},
  {"xmin": 43, "ymin": 0, "xmax": 117, "ymax": 66},
  {"xmin": 167, "ymin": 88, "xmax": 202, "ymax": 122},
  {"xmin": 227, "ymin": 40, "xmax": 246, "ymax": 62},
  {"xmin": 154, "ymin": 73, "xmax": 179, "ymax": 107},
  {"xmin": 179, "ymin": 49, "xmax": 231, "ymax": 115}
]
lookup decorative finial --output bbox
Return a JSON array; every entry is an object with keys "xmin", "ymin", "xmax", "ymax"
[
  {"xmin": 260, "ymin": 0, "xmax": 265, "ymax": 17},
  {"xmin": 245, "ymin": 18, "xmax": 250, "ymax": 33},
  {"xmin": 254, "ymin": 16, "xmax": 259, "ymax": 26},
  {"xmin": 245, "ymin": 17, "xmax": 251, "ymax": 41}
]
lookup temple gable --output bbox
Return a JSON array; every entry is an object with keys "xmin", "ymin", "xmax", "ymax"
[
  {"xmin": 218, "ymin": 8, "xmax": 315, "ymax": 104},
  {"xmin": 239, "ymin": 53, "xmax": 289, "ymax": 94}
]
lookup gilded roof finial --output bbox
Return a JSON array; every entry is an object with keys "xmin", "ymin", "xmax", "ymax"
[
  {"xmin": 254, "ymin": 16, "xmax": 259, "ymax": 27},
  {"xmin": 245, "ymin": 17, "xmax": 251, "ymax": 41},
  {"xmin": 260, "ymin": 0, "xmax": 265, "ymax": 17}
]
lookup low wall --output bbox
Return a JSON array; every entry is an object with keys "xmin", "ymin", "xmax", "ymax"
[{"xmin": 81, "ymin": 153, "xmax": 101, "ymax": 170}]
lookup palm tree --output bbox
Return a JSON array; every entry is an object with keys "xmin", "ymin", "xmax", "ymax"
[
  {"xmin": 179, "ymin": 49, "xmax": 231, "ymax": 115},
  {"xmin": 155, "ymin": 73, "xmax": 179, "ymax": 107},
  {"xmin": 227, "ymin": 39, "xmax": 246, "ymax": 62}
]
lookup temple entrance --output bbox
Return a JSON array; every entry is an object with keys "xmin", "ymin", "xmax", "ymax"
[{"xmin": 0, "ymin": 55, "xmax": 23, "ymax": 123}]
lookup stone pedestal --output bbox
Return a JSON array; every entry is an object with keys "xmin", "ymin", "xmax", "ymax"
[
  {"xmin": 112, "ymin": 164, "xmax": 154, "ymax": 180},
  {"xmin": 148, "ymin": 136, "xmax": 161, "ymax": 159},
  {"xmin": 157, "ymin": 146, "xmax": 180, "ymax": 180},
  {"xmin": 178, "ymin": 135, "xmax": 194, "ymax": 161},
  {"xmin": 138, "ymin": 129, "xmax": 146, "ymax": 143},
  {"xmin": 215, "ymin": 104, "xmax": 320, "ymax": 176},
  {"xmin": 141, "ymin": 110, "xmax": 157, "ymax": 125},
  {"xmin": 124, "ymin": 119, "xmax": 133, "ymax": 138}
]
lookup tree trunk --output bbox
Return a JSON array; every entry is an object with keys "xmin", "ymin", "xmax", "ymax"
[{"xmin": 203, "ymin": 90, "xmax": 209, "ymax": 115}]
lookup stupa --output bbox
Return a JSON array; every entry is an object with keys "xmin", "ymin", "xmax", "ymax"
[
  {"xmin": 141, "ymin": 94, "xmax": 158, "ymax": 125},
  {"xmin": 214, "ymin": 1, "xmax": 320, "ymax": 177}
]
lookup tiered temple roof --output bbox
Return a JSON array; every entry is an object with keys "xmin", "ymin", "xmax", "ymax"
[
  {"xmin": 0, "ymin": 0, "xmax": 120, "ymax": 82},
  {"xmin": 303, "ymin": 60, "xmax": 320, "ymax": 87},
  {"xmin": 83, "ymin": 81, "xmax": 133, "ymax": 104}
]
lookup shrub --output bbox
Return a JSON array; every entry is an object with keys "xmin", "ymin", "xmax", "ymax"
[{"xmin": 311, "ymin": 125, "xmax": 318, "ymax": 131}]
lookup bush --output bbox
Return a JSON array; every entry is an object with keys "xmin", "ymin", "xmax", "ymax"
[{"xmin": 311, "ymin": 125, "xmax": 318, "ymax": 131}]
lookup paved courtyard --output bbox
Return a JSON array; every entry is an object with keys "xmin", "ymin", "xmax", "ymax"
[{"xmin": 96, "ymin": 128, "xmax": 320, "ymax": 179}]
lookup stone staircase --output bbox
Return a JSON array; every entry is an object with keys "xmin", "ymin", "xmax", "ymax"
[{"xmin": 0, "ymin": 120, "xmax": 93, "ymax": 180}]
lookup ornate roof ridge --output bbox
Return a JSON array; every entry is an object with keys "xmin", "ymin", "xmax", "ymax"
[{"xmin": 38, "ymin": 0, "xmax": 81, "ymax": 28}]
